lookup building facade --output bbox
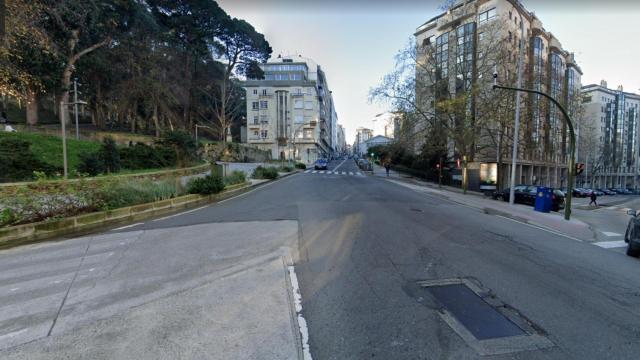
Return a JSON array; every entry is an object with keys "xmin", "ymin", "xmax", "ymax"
[
  {"xmin": 414, "ymin": 0, "xmax": 582, "ymax": 190},
  {"xmin": 336, "ymin": 124, "xmax": 347, "ymax": 156},
  {"xmin": 243, "ymin": 55, "xmax": 339, "ymax": 164},
  {"xmin": 353, "ymin": 127, "xmax": 373, "ymax": 157},
  {"xmin": 580, "ymin": 81, "xmax": 640, "ymax": 189}
]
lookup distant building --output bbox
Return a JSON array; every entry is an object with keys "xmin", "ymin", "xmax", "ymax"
[
  {"xmin": 353, "ymin": 127, "xmax": 373, "ymax": 157},
  {"xmin": 336, "ymin": 124, "xmax": 347, "ymax": 155},
  {"xmin": 580, "ymin": 81, "xmax": 640, "ymax": 189},
  {"xmin": 243, "ymin": 55, "xmax": 340, "ymax": 164}
]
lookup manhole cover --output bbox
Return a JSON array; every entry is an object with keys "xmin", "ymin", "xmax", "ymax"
[{"xmin": 419, "ymin": 278, "xmax": 553, "ymax": 355}]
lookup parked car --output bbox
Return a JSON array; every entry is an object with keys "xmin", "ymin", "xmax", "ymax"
[
  {"xmin": 624, "ymin": 209, "xmax": 640, "ymax": 257},
  {"xmin": 572, "ymin": 188, "xmax": 589, "ymax": 197},
  {"xmin": 493, "ymin": 185, "xmax": 564, "ymax": 212},
  {"xmin": 314, "ymin": 158, "xmax": 328, "ymax": 170},
  {"xmin": 597, "ymin": 188, "xmax": 614, "ymax": 195},
  {"xmin": 358, "ymin": 159, "xmax": 372, "ymax": 171},
  {"xmin": 592, "ymin": 189, "xmax": 605, "ymax": 196}
]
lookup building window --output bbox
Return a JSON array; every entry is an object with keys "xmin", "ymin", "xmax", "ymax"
[
  {"xmin": 306, "ymin": 88, "xmax": 314, "ymax": 96},
  {"xmin": 478, "ymin": 8, "xmax": 497, "ymax": 23},
  {"xmin": 509, "ymin": 10, "xmax": 512, "ymax": 19},
  {"xmin": 294, "ymin": 88, "xmax": 302, "ymax": 95},
  {"xmin": 294, "ymin": 100, "xmax": 303, "ymax": 109},
  {"xmin": 260, "ymin": 100, "xmax": 268, "ymax": 109},
  {"xmin": 435, "ymin": 32, "xmax": 449, "ymax": 80},
  {"xmin": 294, "ymin": 115, "xmax": 303, "ymax": 124},
  {"xmin": 253, "ymin": 130, "xmax": 259, "ymax": 138},
  {"xmin": 303, "ymin": 129, "xmax": 313, "ymax": 139},
  {"xmin": 260, "ymin": 130, "xmax": 268, "ymax": 138},
  {"xmin": 253, "ymin": 115, "xmax": 259, "ymax": 125},
  {"xmin": 508, "ymin": 31, "xmax": 512, "ymax": 41},
  {"xmin": 305, "ymin": 101, "xmax": 313, "ymax": 110},
  {"xmin": 260, "ymin": 115, "xmax": 268, "ymax": 123},
  {"xmin": 252, "ymin": 101, "xmax": 259, "ymax": 111},
  {"xmin": 262, "ymin": 89, "xmax": 268, "ymax": 96},
  {"xmin": 252, "ymin": 89, "xmax": 258, "ymax": 95}
]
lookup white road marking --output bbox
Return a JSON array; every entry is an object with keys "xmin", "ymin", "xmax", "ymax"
[
  {"xmin": 601, "ymin": 231, "xmax": 622, "ymax": 237},
  {"xmin": 320, "ymin": 171, "xmax": 325, "ymax": 174},
  {"xmin": 88, "ymin": 268, "xmax": 95, "ymax": 272},
  {"xmin": 152, "ymin": 205, "xmax": 208, "ymax": 222},
  {"xmin": 356, "ymin": 172, "xmax": 363, "ymax": 176},
  {"xmin": 349, "ymin": 172, "xmax": 354, "ymax": 175},
  {"xmin": 0, "ymin": 328, "xmax": 28, "ymax": 341},
  {"xmin": 494, "ymin": 215, "xmax": 585, "ymax": 242},
  {"xmin": 594, "ymin": 240, "xmax": 627, "ymax": 249},
  {"xmin": 312, "ymin": 171, "xmax": 317, "ymax": 174},
  {"xmin": 326, "ymin": 171, "xmax": 332, "ymax": 174},
  {"xmin": 10, "ymin": 288, "xmax": 19, "ymax": 292},
  {"xmin": 288, "ymin": 265, "xmax": 312, "ymax": 360},
  {"xmin": 304, "ymin": 170, "xmax": 311, "ymax": 173},
  {"xmin": 332, "ymin": 158, "xmax": 348, "ymax": 171},
  {"xmin": 113, "ymin": 223, "xmax": 143, "ymax": 231},
  {"xmin": 341, "ymin": 171, "xmax": 346, "ymax": 175}
]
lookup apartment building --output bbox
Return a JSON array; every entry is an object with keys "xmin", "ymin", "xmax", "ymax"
[
  {"xmin": 336, "ymin": 124, "xmax": 347, "ymax": 156},
  {"xmin": 414, "ymin": 0, "xmax": 582, "ymax": 190},
  {"xmin": 580, "ymin": 81, "xmax": 640, "ymax": 189},
  {"xmin": 353, "ymin": 127, "xmax": 373, "ymax": 157},
  {"xmin": 243, "ymin": 55, "xmax": 339, "ymax": 164}
]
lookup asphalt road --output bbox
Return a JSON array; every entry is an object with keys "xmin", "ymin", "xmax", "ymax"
[{"xmin": 1, "ymin": 159, "xmax": 640, "ymax": 359}]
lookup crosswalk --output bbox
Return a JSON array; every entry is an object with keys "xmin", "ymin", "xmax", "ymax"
[{"xmin": 303, "ymin": 170, "xmax": 365, "ymax": 177}]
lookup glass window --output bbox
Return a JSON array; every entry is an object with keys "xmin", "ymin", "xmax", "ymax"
[
  {"xmin": 252, "ymin": 89, "xmax": 258, "ymax": 95},
  {"xmin": 253, "ymin": 130, "xmax": 259, "ymax": 137},
  {"xmin": 260, "ymin": 130, "xmax": 268, "ymax": 138},
  {"xmin": 260, "ymin": 100, "xmax": 268, "ymax": 109},
  {"xmin": 294, "ymin": 115, "xmax": 303, "ymax": 124},
  {"xmin": 253, "ymin": 115, "xmax": 259, "ymax": 124},
  {"xmin": 260, "ymin": 115, "xmax": 268, "ymax": 123},
  {"xmin": 261, "ymin": 89, "xmax": 268, "ymax": 96},
  {"xmin": 306, "ymin": 88, "xmax": 314, "ymax": 96},
  {"xmin": 305, "ymin": 101, "xmax": 313, "ymax": 110},
  {"xmin": 294, "ymin": 100, "xmax": 303, "ymax": 109},
  {"xmin": 252, "ymin": 101, "xmax": 259, "ymax": 111}
]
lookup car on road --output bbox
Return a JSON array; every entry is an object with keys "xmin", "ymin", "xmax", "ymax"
[
  {"xmin": 597, "ymin": 188, "xmax": 615, "ymax": 195},
  {"xmin": 357, "ymin": 159, "xmax": 372, "ymax": 171},
  {"xmin": 592, "ymin": 189, "xmax": 605, "ymax": 196},
  {"xmin": 573, "ymin": 188, "xmax": 590, "ymax": 197},
  {"xmin": 624, "ymin": 209, "xmax": 640, "ymax": 257},
  {"xmin": 314, "ymin": 158, "xmax": 328, "ymax": 170}
]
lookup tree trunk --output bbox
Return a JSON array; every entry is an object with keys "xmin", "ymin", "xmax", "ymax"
[
  {"xmin": 152, "ymin": 103, "xmax": 160, "ymax": 138},
  {"xmin": 26, "ymin": 89, "xmax": 39, "ymax": 125}
]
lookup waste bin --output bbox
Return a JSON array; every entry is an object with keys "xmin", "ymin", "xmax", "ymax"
[{"xmin": 534, "ymin": 186, "xmax": 552, "ymax": 213}]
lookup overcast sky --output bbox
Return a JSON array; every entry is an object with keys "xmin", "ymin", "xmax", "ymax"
[{"xmin": 217, "ymin": 0, "xmax": 640, "ymax": 142}]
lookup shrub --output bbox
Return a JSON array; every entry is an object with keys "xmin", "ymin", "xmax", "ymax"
[
  {"xmin": 156, "ymin": 130, "xmax": 197, "ymax": 167},
  {"xmin": 187, "ymin": 175, "xmax": 225, "ymax": 195},
  {"xmin": 224, "ymin": 170, "xmax": 246, "ymax": 186},
  {"xmin": 252, "ymin": 166, "xmax": 279, "ymax": 180},
  {"xmin": 120, "ymin": 142, "xmax": 175, "ymax": 170},
  {"xmin": 77, "ymin": 152, "xmax": 104, "ymax": 176},
  {"xmin": 279, "ymin": 165, "xmax": 293, "ymax": 172},
  {"xmin": 0, "ymin": 137, "xmax": 58, "ymax": 182},
  {"xmin": 99, "ymin": 137, "xmax": 121, "ymax": 173},
  {"xmin": 294, "ymin": 162, "xmax": 307, "ymax": 170},
  {"xmin": 92, "ymin": 179, "xmax": 179, "ymax": 209}
]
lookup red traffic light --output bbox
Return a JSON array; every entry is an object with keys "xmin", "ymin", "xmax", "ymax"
[{"xmin": 436, "ymin": 163, "xmax": 440, "ymax": 168}]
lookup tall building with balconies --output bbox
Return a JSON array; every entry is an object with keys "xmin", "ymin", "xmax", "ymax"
[
  {"xmin": 414, "ymin": 0, "xmax": 582, "ymax": 190},
  {"xmin": 243, "ymin": 55, "xmax": 339, "ymax": 164},
  {"xmin": 581, "ymin": 81, "xmax": 640, "ymax": 189}
]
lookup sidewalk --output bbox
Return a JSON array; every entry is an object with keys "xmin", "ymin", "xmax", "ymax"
[{"xmin": 383, "ymin": 175, "xmax": 596, "ymax": 242}]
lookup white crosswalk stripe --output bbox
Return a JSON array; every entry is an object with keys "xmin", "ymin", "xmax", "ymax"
[
  {"xmin": 312, "ymin": 170, "xmax": 317, "ymax": 173},
  {"xmin": 302, "ymin": 169, "xmax": 366, "ymax": 178},
  {"xmin": 304, "ymin": 170, "xmax": 311, "ymax": 173},
  {"xmin": 327, "ymin": 171, "xmax": 332, "ymax": 174},
  {"xmin": 349, "ymin": 172, "xmax": 354, "ymax": 175},
  {"xmin": 319, "ymin": 171, "xmax": 325, "ymax": 174},
  {"xmin": 594, "ymin": 240, "xmax": 627, "ymax": 249},
  {"xmin": 341, "ymin": 171, "xmax": 346, "ymax": 175}
]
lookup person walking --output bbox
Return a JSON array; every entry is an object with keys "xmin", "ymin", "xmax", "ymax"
[
  {"xmin": 589, "ymin": 191, "xmax": 598, "ymax": 207},
  {"xmin": 384, "ymin": 161, "xmax": 391, "ymax": 177}
]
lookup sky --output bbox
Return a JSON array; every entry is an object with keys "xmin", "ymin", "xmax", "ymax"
[{"xmin": 217, "ymin": 0, "xmax": 640, "ymax": 142}]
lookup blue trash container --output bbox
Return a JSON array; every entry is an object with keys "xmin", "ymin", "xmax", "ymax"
[{"xmin": 534, "ymin": 187, "xmax": 552, "ymax": 213}]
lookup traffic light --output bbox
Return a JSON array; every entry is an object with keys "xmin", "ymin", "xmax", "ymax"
[
  {"xmin": 436, "ymin": 163, "xmax": 440, "ymax": 169},
  {"xmin": 456, "ymin": 158, "xmax": 461, "ymax": 168},
  {"xmin": 575, "ymin": 163, "xmax": 585, "ymax": 175}
]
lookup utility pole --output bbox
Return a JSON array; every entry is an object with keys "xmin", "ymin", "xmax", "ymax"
[
  {"xmin": 59, "ymin": 101, "xmax": 69, "ymax": 180},
  {"xmin": 73, "ymin": 78, "xmax": 79, "ymax": 140},
  {"xmin": 508, "ymin": 14, "xmax": 525, "ymax": 206}
]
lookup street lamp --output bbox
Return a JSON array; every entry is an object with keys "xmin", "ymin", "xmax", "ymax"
[
  {"xmin": 59, "ymin": 98, "xmax": 88, "ymax": 180},
  {"xmin": 493, "ymin": 85, "xmax": 577, "ymax": 221},
  {"xmin": 507, "ymin": 14, "xmax": 526, "ymax": 207}
]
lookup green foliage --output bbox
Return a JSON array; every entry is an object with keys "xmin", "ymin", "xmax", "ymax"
[
  {"xmin": 119, "ymin": 142, "xmax": 174, "ymax": 170},
  {"xmin": 99, "ymin": 137, "xmax": 121, "ymax": 173},
  {"xmin": 77, "ymin": 152, "xmax": 104, "ymax": 176},
  {"xmin": 252, "ymin": 166, "xmax": 279, "ymax": 180},
  {"xmin": 279, "ymin": 165, "xmax": 293, "ymax": 172},
  {"xmin": 223, "ymin": 170, "xmax": 246, "ymax": 186},
  {"xmin": 0, "ymin": 137, "xmax": 58, "ymax": 182},
  {"xmin": 187, "ymin": 175, "xmax": 225, "ymax": 195},
  {"xmin": 294, "ymin": 162, "xmax": 307, "ymax": 170},
  {"xmin": 157, "ymin": 130, "xmax": 197, "ymax": 167},
  {"xmin": 0, "ymin": 132, "xmax": 101, "ymax": 171},
  {"xmin": 93, "ymin": 179, "xmax": 179, "ymax": 209}
]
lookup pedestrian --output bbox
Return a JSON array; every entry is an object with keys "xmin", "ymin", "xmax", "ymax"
[
  {"xmin": 384, "ymin": 161, "xmax": 391, "ymax": 177},
  {"xmin": 589, "ymin": 191, "xmax": 598, "ymax": 207}
]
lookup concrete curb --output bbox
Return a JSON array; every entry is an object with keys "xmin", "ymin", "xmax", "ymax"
[{"xmin": 0, "ymin": 172, "xmax": 298, "ymax": 249}]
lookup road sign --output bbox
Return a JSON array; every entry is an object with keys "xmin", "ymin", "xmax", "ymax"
[{"xmin": 575, "ymin": 163, "xmax": 585, "ymax": 175}]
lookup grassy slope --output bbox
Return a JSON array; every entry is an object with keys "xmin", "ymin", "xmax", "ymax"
[{"xmin": 0, "ymin": 132, "xmax": 101, "ymax": 170}]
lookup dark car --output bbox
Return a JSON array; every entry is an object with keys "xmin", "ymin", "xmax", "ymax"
[
  {"xmin": 314, "ymin": 158, "xmax": 328, "ymax": 170},
  {"xmin": 602, "ymin": 188, "xmax": 616, "ymax": 195},
  {"xmin": 624, "ymin": 209, "xmax": 640, "ymax": 257},
  {"xmin": 494, "ymin": 185, "xmax": 564, "ymax": 211}
]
